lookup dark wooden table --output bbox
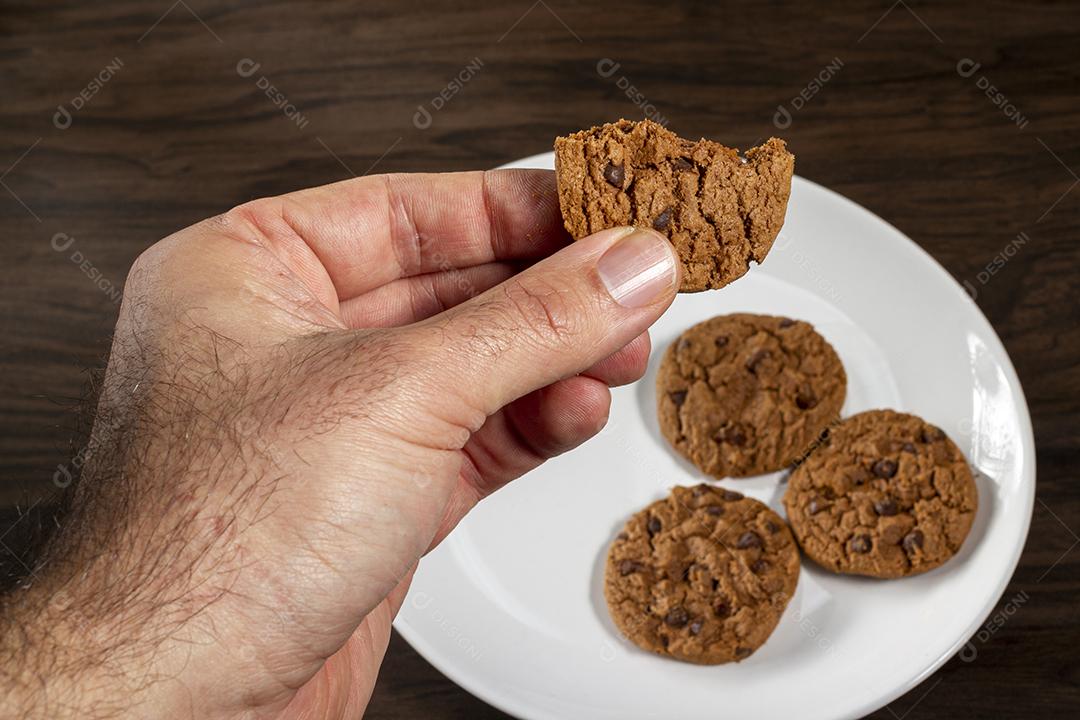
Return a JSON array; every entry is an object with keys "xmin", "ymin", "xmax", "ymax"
[{"xmin": 2, "ymin": 1, "xmax": 1077, "ymax": 717}]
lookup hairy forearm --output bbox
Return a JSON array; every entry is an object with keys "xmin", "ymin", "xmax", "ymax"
[
  {"xmin": 0, "ymin": 326, "xmax": 260, "ymax": 720},
  {"xmin": 0, "ymin": 577, "xmax": 147, "ymax": 720},
  {"xmin": 0, "ymin": 472, "xmax": 183, "ymax": 719}
]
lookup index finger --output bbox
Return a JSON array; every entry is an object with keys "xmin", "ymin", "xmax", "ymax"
[{"xmin": 233, "ymin": 168, "xmax": 570, "ymax": 302}]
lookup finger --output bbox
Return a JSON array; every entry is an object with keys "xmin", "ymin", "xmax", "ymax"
[
  {"xmin": 340, "ymin": 262, "xmax": 517, "ymax": 328},
  {"xmin": 580, "ymin": 330, "xmax": 651, "ymax": 387},
  {"xmin": 469, "ymin": 374, "xmax": 612, "ymax": 486},
  {"xmin": 398, "ymin": 226, "xmax": 680, "ymax": 427},
  {"xmin": 426, "ymin": 375, "xmax": 612, "ymax": 550},
  {"xmin": 227, "ymin": 169, "xmax": 565, "ymax": 302}
]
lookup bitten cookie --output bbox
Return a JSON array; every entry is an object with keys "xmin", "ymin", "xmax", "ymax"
[
  {"xmin": 657, "ymin": 314, "xmax": 846, "ymax": 478},
  {"xmin": 554, "ymin": 119, "xmax": 794, "ymax": 292},
  {"xmin": 783, "ymin": 409, "xmax": 978, "ymax": 578},
  {"xmin": 604, "ymin": 484, "xmax": 800, "ymax": 664}
]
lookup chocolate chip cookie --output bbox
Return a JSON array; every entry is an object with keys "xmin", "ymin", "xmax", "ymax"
[
  {"xmin": 657, "ymin": 314, "xmax": 846, "ymax": 478},
  {"xmin": 605, "ymin": 484, "xmax": 800, "ymax": 664},
  {"xmin": 783, "ymin": 409, "xmax": 978, "ymax": 578},
  {"xmin": 554, "ymin": 119, "xmax": 794, "ymax": 292}
]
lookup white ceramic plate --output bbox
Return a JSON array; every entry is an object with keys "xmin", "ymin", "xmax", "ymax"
[{"xmin": 394, "ymin": 152, "xmax": 1035, "ymax": 720}]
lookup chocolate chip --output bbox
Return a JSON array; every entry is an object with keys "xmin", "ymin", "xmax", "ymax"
[
  {"xmin": 903, "ymin": 529, "xmax": 924, "ymax": 552},
  {"xmin": 736, "ymin": 531, "xmax": 762, "ymax": 549},
  {"xmin": 734, "ymin": 647, "xmax": 752, "ymax": 659},
  {"xmin": 669, "ymin": 390, "xmax": 687, "ymax": 407},
  {"xmin": 874, "ymin": 498, "xmax": 898, "ymax": 516},
  {"xmin": 795, "ymin": 387, "xmax": 818, "ymax": 410},
  {"xmin": 652, "ymin": 207, "xmax": 673, "ymax": 231},
  {"xmin": 902, "ymin": 442, "xmax": 916, "ymax": 453},
  {"xmin": 745, "ymin": 349, "xmax": 771, "ymax": 374},
  {"xmin": 619, "ymin": 559, "xmax": 643, "ymax": 576},
  {"xmin": 673, "ymin": 157, "xmax": 694, "ymax": 171},
  {"xmin": 920, "ymin": 425, "xmax": 946, "ymax": 443},
  {"xmin": 660, "ymin": 635, "xmax": 669, "ymax": 647},
  {"xmin": 603, "ymin": 161, "xmax": 624, "ymax": 187},
  {"xmin": 779, "ymin": 318, "xmax": 795, "ymax": 328},
  {"xmin": 691, "ymin": 484, "xmax": 709, "ymax": 497},
  {"xmin": 664, "ymin": 607, "xmax": 689, "ymax": 627},
  {"xmin": 714, "ymin": 335, "xmax": 729, "ymax": 348},
  {"xmin": 872, "ymin": 459, "xmax": 898, "ymax": 479},
  {"xmin": 821, "ymin": 487, "xmax": 836, "ymax": 500},
  {"xmin": 647, "ymin": 516, "xmax": 661, "ymax": 535},
  {"xmin": 616, "ymin": 532, "xmax": 628, "ymax": 541},
  {"xmin": 705, "ymin": 505, "xmax": 724, "ymax": 516},
  {"xmin": 751, "ymin": 558, "xmax": 768, "ymax": 573},
  {"xmin": 808, "ymin": 499, "xmax": 829, "ymax": 515},
  {"xmin": 688, "ymin": 619, "xmax": 704, "ymax": 636},
  {"xmin": 765, "ymin": 520, "xmax": 780, "ymax": 534},
  {"xmin": 850, "ymin": 535, "xmax": 873, "ymax": 553},
  {"xmin": 715, "ymin": 425, "xmax": 747, "ymax": 447},
  {"xmin": 713, "ymin": 599, "xmax": 731, "ymax": 618},
  {"xmin": 721, "ymin": 489, "xmax": 744, "ymax": 501}
]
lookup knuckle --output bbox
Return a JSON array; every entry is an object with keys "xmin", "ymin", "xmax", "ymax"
[
  {"xmin": 122, "ymin": 240, "xmax": 184, "ymax": 310},
  {"xmin": 123, "ymin": 197, "xmax": 288, "ymax": 319},
  {"xmin": 123, "ymin": 236, "xmax": 202, "ymax": 305},
  {"xmin": 500, "ymin": 278, "xmax": 581, "ymax": 348},
  {"xmin": 124, "ymin": 246, "xmax": 156, "ymax": 289},
  {"xmin": 211, "ymin": 197, "xmax": 280, "ymax": 245}
]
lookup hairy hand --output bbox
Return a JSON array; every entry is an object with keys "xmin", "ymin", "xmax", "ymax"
[{"xmin": 0, "ymin": 170, "xmax": 679, "ymax": 719}]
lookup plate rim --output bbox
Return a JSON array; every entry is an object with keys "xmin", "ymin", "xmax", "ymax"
[{"xmin": 394, "ymin": 154, "xmax": 1037, "ymax": 720}]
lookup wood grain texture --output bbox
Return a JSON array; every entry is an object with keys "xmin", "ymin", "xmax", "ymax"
[{"xmin": 1, "ymin": 0, "xmax": 1077, "ymax": 717}]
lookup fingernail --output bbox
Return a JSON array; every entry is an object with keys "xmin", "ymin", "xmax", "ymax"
[{"xmin": 597, "ymin": 228, "xmax": 679, "ymax": 307}]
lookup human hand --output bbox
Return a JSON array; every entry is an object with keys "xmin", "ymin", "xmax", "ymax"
[{"xmin": 0, "ymin": 170, "xmax": 679, "ymax": 719}]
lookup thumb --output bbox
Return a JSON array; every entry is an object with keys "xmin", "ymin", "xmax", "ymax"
[{"xmin": 406, "ymin": 226, "xmax": 681, "ymax": 418}]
